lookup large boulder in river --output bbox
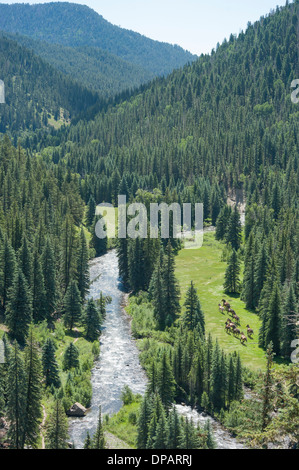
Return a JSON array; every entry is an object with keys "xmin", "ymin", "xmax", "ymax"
[{"xmin": 66, "ymin": 402, "xmax": 87, "ymax": 417}]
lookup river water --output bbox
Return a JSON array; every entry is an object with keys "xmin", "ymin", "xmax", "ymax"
[
  {"xmin": 69, "ymin": 251, "xmax": 147, "ymax": 448},
  {"xmin": 69, "ymin": 250, "xmax": 245, "ymax": 449}
]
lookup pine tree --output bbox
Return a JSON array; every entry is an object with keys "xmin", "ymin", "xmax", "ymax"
[
  {"xmin": 6, "ymin": 267, "xmax": 32, "ymax": 344},
  {"xmin": 224, "ymin": 249, "xmax": 241, "ymax": 294},
  {"xmin": 281, "ymin": 283, "xmax": 297, "ymax": 359},
  {"xmin": 253, "ymin": 240, "xmax": 269, "ymax": 309},
  {"xmin": 149, "ymin": 256, "xmax": 166, "ymax": 330},
  {"xmin": 167, "ymin": 406, "xmax": 182, "ymax": 449},
  {"xmin": 84, "ymin": 431, "xmax": 92, "ymax": 449},
  {"xmin": 204, "ymin": 419, "xmax": 216, "ymax": 449},
  {"xmin": 0, "ymin": 235, "xmax": 17, "ymax": 310},
  {"xmin": 60, "ymin": 214, "xmax": 77, "ymax": 292},
  {"xmin": 204, "ymin": 333, "xmax": 213, "ymax": 397},
  {"xmin": 21, "ymin": 326, "xmax": 42, "ymax": 448},
  {"xmin": 261, "ymin": 342, "xmax": 275, "ymax": 431},
  {"xmin": 211, "ymin": 341, "xmax": 226, "ymax": 410},
  {"xmin": 18, "ymin": 235, "xmax": 33, "ymax": 286},
  {"xmin": 128, "ymin": 237, "xmax": 145, "ymax": 293},
  {"xmin": 157, "ymin": 351, "xmax": 176, "ymax": 409},
  {"xmin": 62, "ymin": 342, "xmax": 80, "ymax": 371},
  {"xmin": 241, "ymin": 232, "xmax": 256, "ymax": 309},
  {"xmin": 226, "ymin": 206, "xmax": 242, "ymax": 251},
  {"xmin": 42, "ymin": 338, "xmax": 61, "ymax": 388},
  {"xmin": 215, "ymin": 205, "xmax": 232, "ymax": 241},
  {"xmin": 46, "ymin": 400, "xmax": 69, "ymax": 449},
  {"xmin": 41, "ymin": 238, "xmax": 57, "ymax": 319},
  {"xmin": 163, "ymin": 241, "xmax": 181, "ymax": 327},
  {"xmin": 182, "ymin": 281, "xmax": 205, "ymax": 336},
  {"xmin": 93, "ymin": 406, "xmax": 105, "ymax": 449},
  {"xmin": 137, "ymin": 396, "xmax": 151, "ymax": 449},
  {"xmin": 32, "ymin": 248, "xmax": 47, "ymax": 322},
  {"xmin": 235, "ymin": 354, "xmax": 243, "ymax": 401},
  {"xmin": 86, "ymin": 196, "xmax": 96, "ymax": 226},
  {"xmin": 6, "ymin": 341, "xmax": 26, "ymax": 449},
  {"xmin": 117, "ymin": 236, "xmax": 129, "ymax": 285},
  {"xmin": 227, "ymin": 356, "xmax": 235, "ymax": 405},
  {"xmin": 76, "ymin": 228, "xmax": 90, "ymax": 301},
  {"xmin": 258, "ymin": 251, "xmax": 279, "ymax": 348},
  {"xmin": 153, "ymin": 409, "xmax": 168, "ymax": 449},
  {"xmin": 92, "ymin": 215, "xmax": 108, "ymax": 257},
  {"xmin": 147, "ymin": 360, "xmax": 158, "ymax": 395},
  {"xmin": 201, "ymin": 391, "xmax": 209, "ymax": 412},
  {"xmin": 179, "ymin": 418, "xmax": 200, "ymax": 449},
  {"xmin": 63, "ymin": 280, "xmax": 82, "ymax": 331},
  {"xmin": 83, "ymin": 298, "xmax": 101, "ymax": 341},
  {"xmin": 264, "ymin": 282, "xmax": 282, "ymax": 355}
]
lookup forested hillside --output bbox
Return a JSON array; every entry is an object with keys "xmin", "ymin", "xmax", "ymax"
[
  {"xmin": 39, "ymin": 1, "xmax": 298, "ymax": 361},
  {"xmin": 0, "ymin": 2, "xmax": 196, "ymax": 76},
  {"xmin": 0, "ymin": 1, "xmax": 298, "ymax": 450},
  {"xmin": 0, "ymin": 34, "xmax": 99, "ymax": 137},
  {"xmin": 4, "ymin": 32, "xmax": 155, "ymax": 96}
]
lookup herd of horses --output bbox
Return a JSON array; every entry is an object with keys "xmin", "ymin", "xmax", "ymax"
[{"xmin": 218, "ymin": 299, "xmax": 254, "ymax": 346}]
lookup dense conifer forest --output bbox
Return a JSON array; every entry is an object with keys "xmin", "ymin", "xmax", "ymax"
[{"xmin": 0, "ymin": 0, "xmax": 298, "ymax": 451}]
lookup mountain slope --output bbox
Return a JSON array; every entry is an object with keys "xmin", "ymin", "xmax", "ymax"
[
  {"xmin": 0, "ymin": 2, "xmax": 197, "ymax": 76},
  {"xmin": 4, "ymin": 32, "xmax": 155, "ymax": 96},
  {"xmin": 0, "ymin": 33, "xmax": 99, "ymax": 136},
  {"xmin": 46, "ymin": 1, "xmax": 298, "ymax": 194}
]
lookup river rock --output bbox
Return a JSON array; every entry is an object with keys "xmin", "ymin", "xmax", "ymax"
[{"xmin": 67, "ymin": 403, "xmax": 87, "ymax": 417}]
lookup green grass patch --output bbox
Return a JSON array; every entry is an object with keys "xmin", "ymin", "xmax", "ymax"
[
  {"xmin": 104, "ymin": 396, "xmax": 142, "ymax": 448},
  {"xmin": 175, "ymin": 232, "xmax": 267, "ymax": 371}
]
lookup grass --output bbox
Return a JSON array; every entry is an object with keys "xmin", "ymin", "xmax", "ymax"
[
  {"xmin": 175, "ymin": 232, "xmax": 268, "ymax": 371},
  {"xmin": 104, "ymin": 398, "xmax": 141, "ymax": 448}
]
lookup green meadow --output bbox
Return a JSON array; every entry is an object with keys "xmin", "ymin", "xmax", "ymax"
[{"xmin": 175, "ymin": 232, "xmax": 267, "ymax": 371}]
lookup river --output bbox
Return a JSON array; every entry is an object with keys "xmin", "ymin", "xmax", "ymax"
[{"xmin": 69, "ymin": 250, "xmax": 245, "ymax": 449}]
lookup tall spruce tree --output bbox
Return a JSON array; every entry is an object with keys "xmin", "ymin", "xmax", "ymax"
[
  {"xmin": 42, "ymin": 338, "xmax": 61, "ymax": 388},
  {"xmin": 41, "ymin": 238, "xmax": 57, "ymax": 319},
  {"xmin": 46, "ymin": 400, "xmax": 69, "ymax": 449},
  {"xmin": 149, "ymin": 256, "xmax": 166, "ymax": 330},
  {"xmin": 137, "ymin": 396, "xmax": 151, "ymax": 449},
  {"xmin": 83, "ymin": 298, "xmax": 101, "ymax": 341},
  {"xmin": 224, "ymin": 249, "xmax": 241, "ymax": 294},
  {"xmin": 0, "ymin": 235, "xmax": 17, "ymax": 311},
  {"xmin": 21, "ymin": 327, "xmax": 42, "ymax": 448},
  {"xmin": 76, "ymin": 228, "xmax": 90, "ymax": 301},
  {"xmin": 226, "ymin": 206, "xmax": 242, "ymax": 251},
  {"xmin": 241, "ymin": 232, "xmax": 256, "ymax": 309},
  {"xmin": 281, "ymin": 283, "xmax": 297, "ymax": 359},
  {"xmin": 32, "ymin": 248, "xmax": 47, "ymax": 322},
  {"xmin": 157, "ymin": 351, "xmax": 176, "ymax": 409},
  {"xmin": 62, "ymin": 342, "xmax": 80, "ymax": 371},
  {"xmin": 93, "ymin": 406, "xmax": 105, "ymax": 449},
  {"xmin": 264, "ymin": 282, "xmax": 282, "ymax": 355},
  {"xmin": 6, "ymin": 341, "xmax": 26, "ymax": 449},
  {"xmin": 63, "ymin": 280, "xmax": 82, "ymax": 331},
  {"xmin": 182, "ymin": 281, "xmax": 205, "ymax": 336},
  {"xmin": 163, "ymin": 241, "xmax": 181, "ymax": 328},
  {"xmin": 6, "ymin": 267, "xmax": 32, "ymax": 344}
]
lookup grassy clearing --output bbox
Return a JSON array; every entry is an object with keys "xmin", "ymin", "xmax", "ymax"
[
  {"xmin": 175, "ymin": 232, "xmax": 267, "ymax": 371},
  {"xmin": 104, "ymin": 397, "xmax": 141, "ymax": 448}
]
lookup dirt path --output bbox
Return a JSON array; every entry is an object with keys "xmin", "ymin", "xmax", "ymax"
[
  {"xmin": 104, "ymin": 432, "xmax": 132, "ymax": 449},
  {"xmin": 40, "ymin": 405, "xmax": 47, "ymax": 449}
]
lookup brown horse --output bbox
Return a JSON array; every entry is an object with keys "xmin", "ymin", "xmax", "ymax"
[
  {"xmin": 225, "ymin": 323, "xmax": 231, "ymax": 334},
  {"xmin": 233, "ymin": 328, "xmax": 241, "ymax": 337},
  {"xmin": 218, "ymin": 304, "xmax": 225, "ymax": 314},
  {"xmin": 232, "ymin": 312, "xmax": 240, "ymax": 324},
  {"xmin": 240, "ymin": 333, "xmax": 247, "ymax": 344},
  {"xmin": 246, "ymin": 325, "xmax": 254, "ymax": 337}
]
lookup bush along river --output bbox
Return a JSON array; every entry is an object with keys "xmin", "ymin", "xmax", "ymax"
[{"xmin": 69, "ymin": 250, "xmax": 245, "ymax": 449}]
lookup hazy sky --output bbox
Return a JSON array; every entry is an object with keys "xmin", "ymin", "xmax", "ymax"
[{"xmin": 2, "ymin": 0, "xmax": 289, "ymax": 54}]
